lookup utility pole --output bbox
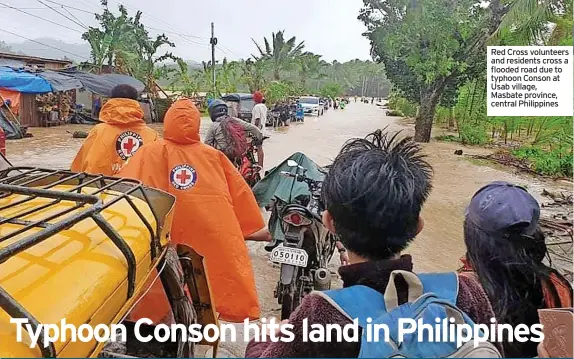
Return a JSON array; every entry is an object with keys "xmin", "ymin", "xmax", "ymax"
[{"xmin": 210, "ymin": 22, "xmax": 217, "ymax": 95}]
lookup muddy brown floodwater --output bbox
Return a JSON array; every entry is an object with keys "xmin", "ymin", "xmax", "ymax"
[{"xmin": 5, "ymin": 103, "xmax": 572, "ymax": 357}]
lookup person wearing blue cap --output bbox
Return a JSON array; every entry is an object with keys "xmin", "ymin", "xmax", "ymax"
[{"xmin": 463, "ymin": 181, "xmax": 573, "ymax": 358}]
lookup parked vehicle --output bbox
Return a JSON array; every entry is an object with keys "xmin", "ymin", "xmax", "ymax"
[
  {"xmin": 221, "ymin": 93, "xmax": 255, "ymax": 122},
  {"xmin": 267, "ymin": 109, "xmax": 280, "ymax": 127},
  {"xmin": 0, "ymin": 166, "xmax": 218, "ymax": 358},
  {"xmin": 298, "ymin": 96, "xmax": 323, "ymax": 116},
  {"xmin": 269, "ymin": 103, "xmax": 291, "ymax": 126},
  {"xmin": 267, "ymin": 159, "xmax": 338, "ymax": 319}
]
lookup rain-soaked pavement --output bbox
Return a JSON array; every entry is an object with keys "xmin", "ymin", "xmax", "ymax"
[{"xmin": 5, "ymin": 102, "xmax": 571, "ymax": 357}]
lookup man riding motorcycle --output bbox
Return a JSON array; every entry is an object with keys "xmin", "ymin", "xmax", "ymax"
[{"xmin": 204, "ymin": 99, "xmax": 264, "ymax": 169}]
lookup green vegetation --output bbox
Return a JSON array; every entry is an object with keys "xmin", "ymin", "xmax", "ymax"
[
  {"xmin": 319, "ymin": 83, "xmax": 345, "ymax": 99},
  {"xmin": 513, "ymin": 146, "xmax": 573, "ymax": 177},
  {"xmin": 387, "ymin": 84, "xmax": 573, "ymax": 176},
  {"xmin": 165, "ymin": 50, "xmax": 391, "ymax": 103},
  {"xmin": 359, "ymin": 0, "xmax": 573, "ymax": 143},
  {"xmin": 80, "ymin": 3, "xmax": 390, "ymax": 104},
  {"xmin": 373, "ymin": 0, "xmax": 572, "ymax": 176}
]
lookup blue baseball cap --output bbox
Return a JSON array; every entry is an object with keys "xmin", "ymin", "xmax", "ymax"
[{"xmin": 466, "ymin": 181, "xmax": 540, "ymax": 236}]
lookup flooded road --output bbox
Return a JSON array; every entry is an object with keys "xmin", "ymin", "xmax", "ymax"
[{"xmin": 5, "ymin": 102, "xmax": 571, "ymax": 357}]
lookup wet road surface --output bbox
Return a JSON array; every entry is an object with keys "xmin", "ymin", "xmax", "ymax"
[{"xmin": 5, "ymin": 102, "xmax": 570, "ymax": 357}]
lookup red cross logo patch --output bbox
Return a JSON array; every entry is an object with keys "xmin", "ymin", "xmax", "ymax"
[
  {"xmin": 170, "ymin": 164, "xmax": 197, "ymax": 190},
  {"xmin": 116, "ymin": 131, "xmax": 144, "ymax": 160}
]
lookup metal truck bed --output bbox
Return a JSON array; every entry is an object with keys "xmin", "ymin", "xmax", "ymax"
[{"xmin": 0, "ymin": 167, "xmax": 175, "ymax": 357}]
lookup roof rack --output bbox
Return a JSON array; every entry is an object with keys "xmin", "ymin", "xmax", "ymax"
[{"xmin": 0, "ymin": 167, "xmax": 163, "ymax": 358}]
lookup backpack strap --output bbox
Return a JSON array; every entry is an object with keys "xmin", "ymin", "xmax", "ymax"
[
  {"xmin": 384, "ymin": 270, "xmax": 459, "ymax": 311},
  {"xmin": 418, "ymin": 272, "xmax": 459, "ymax": 305},
  {"xmin": 314, "ymin": 285, "xmax": 386, "ymax": 328},
  {"xmin": 316, "ymin": 271, "xmax": 459, "ymax": 326}
]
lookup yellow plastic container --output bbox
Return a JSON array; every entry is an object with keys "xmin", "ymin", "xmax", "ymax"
[{"xmin": 0, "ymin": 169, "xmax": 175, "ymax": 358}]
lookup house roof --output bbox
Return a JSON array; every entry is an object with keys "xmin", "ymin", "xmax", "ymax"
[{"xmin": 0, "ymin": 52, "xmax": 73, "ymax": 65}]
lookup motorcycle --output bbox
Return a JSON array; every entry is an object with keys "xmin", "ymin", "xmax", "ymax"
[
  {"xmin": 237, "ymin": 136, "xmax": 268, "ymax": 188},
  {"xmin": 267, "ymin": 159, "xmax": 338, "ymax": 320}
]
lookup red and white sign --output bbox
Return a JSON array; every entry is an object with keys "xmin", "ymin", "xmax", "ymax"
[
  {"xmin": 116, "ymin": 131, "xmax": 143, "ymax": 160},
  {"xmin": 170, "ymin": 164, "xmax": 197, "ymax": 190}
]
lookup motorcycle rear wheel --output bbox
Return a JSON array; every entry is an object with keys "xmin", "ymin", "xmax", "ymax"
[{"xmin": 280, "ymin": 269, "xmax": 302, "ymax": 320}]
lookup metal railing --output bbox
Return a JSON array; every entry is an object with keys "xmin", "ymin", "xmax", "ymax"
[{"xmin": 0, "ymin": 167, "xmax": 163, "ymax": 357}]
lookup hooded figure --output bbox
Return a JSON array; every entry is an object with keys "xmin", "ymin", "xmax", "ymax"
[
  {"xmin": 119, "ymin": 99, "xmax": 266, "ymax": 323},
  {"xmin": 71, "ymin": 85, "xmax": 158, "ymax": 175}
]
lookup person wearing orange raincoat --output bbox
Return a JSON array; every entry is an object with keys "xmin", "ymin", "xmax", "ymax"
[
  {"xmin": 70, "ymin": 84, "xmax": 158, "ymax": 175},
  {"xmin": 119, "ymin": 98, "xmax": 270, "ymax": 323}
]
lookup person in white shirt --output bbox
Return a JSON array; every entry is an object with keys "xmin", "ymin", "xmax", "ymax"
[{"xmin": 251, "ymin": 91, "xmax": 267, "ymax": 132}]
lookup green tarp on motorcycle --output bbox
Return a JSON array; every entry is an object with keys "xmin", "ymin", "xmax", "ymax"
[{"xmin": 253, "ymin": 152, "xmax": 325, "ymax": 241}]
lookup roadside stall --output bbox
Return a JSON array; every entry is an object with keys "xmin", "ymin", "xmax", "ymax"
[{"xmin": 0, "ymin": 66, "xmax": 145, "ymax": 135}]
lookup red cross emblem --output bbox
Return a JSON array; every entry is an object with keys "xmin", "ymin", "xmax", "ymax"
[
  {"xmin": 116, "ymin": 131, "xmax": 143, "ymax": 160},
  {"xmin": 123, "ymin": 137, "xmax": 136, "ymax": 154},
  {"xmin": 170, "ymin": 164, "xmax": 197, "ymax": 190},
  {"xmin": 175, "ymin": 169, "xmax": 191, "ymax": 185}
]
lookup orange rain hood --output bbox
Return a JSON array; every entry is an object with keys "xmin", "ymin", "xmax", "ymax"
[
  {"xmin": 119, "ymin": 99, "xmax": 263, "ymax": 323},
  {"xmin": 99, "ymin": 98, "xmax": 145, "ymax": 126},
  {"xmin": 163, "ymin": 98, "xmax": 201, "ymax": 144},
  {"xmin": 70, "ymin": 99, "xmax": 158, "ymax": 175}
]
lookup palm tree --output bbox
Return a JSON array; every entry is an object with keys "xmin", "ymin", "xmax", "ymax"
[
  {"xmin": 491, "ymin": 0, "xmax": 569, "ymax": 44},
  {"xmin": 252, "ymin": 30, "xmax": 305, "ymax": 81},
  {"xmin": 296, "ymin": 53, "xmax": 327, "ymax": 90}
]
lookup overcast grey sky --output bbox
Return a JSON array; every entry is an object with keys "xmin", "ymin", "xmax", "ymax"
[{"xmin": 0, "ymin": 0, "xmax": 372, "ymax": 62}]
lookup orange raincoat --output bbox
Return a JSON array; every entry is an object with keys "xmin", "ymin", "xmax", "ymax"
[
  {"xmin": 119, "ymin": 99, "xmax": 263, "ymax": 322},
  {"xmin": 70, "ymin": 99, "xmax": 158, "ymax": 175}
]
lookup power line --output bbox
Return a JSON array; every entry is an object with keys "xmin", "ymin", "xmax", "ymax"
[
  {"xmin": 218, "ymin": 44, "xmax": 242, "ymax": 59},
  {"xmin": 37, "ymin": 0, "xmax": 212, "ymax": 51},
  {"xmin": 0, "ymin": 27, "xmax": 88, "ymax": 60},
  {"xmin": 62, "ymin": 6, "xmax": 89, "ymax": 28},
  {"xmin": 41, "ymin": 0, "xmax": 94, "ymax": 14},
  {"xmin": 0, "ymin": 2, "xmax": 84, "ymax": 33},
  {"xmin": 36, "ymin": 0, "xmax": 89, "ymax": 29},
  {"xmin": 104, "ymin": 0, "xmax": 209, "ymax": 41},
  {"xmin": 145, "ymin": 25, "xmax": 210, "ymax": 48}
]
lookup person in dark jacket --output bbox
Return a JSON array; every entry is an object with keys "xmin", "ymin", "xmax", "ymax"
[{"xmin": 246, "ymin": 129, "xmax": 496, "ymax": 358}]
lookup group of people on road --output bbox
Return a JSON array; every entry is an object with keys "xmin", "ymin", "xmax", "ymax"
[
  {"xmin": 70, "ymin": 84, "xmax": 572, "ymax": 358},
  {"xmin": 72, "ymin": 84, "xmax": 271, "ymax": 324},
  {"xmin": 246, "ymin": 130, "xmax": 572, "ymax": 358}
]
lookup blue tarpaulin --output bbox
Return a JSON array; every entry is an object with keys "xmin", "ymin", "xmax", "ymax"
[
  {"xmin": 0, "ymin": 67, "xmax": 52, "ymax": 93},
  {"xmin": 60, "ymin": 71, "xmax": 145, "ymax": 96},
  {"xmin": 0, "ymin": 66, "xmax": 145, "ymax": 95}
]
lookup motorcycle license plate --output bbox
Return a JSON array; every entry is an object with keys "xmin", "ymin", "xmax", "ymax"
[{"xmin": 270, "ymin": 245, "xmax": 308, "ymax": 267}]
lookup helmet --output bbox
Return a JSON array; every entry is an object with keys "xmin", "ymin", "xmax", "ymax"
[{"xmin": 208, "ymin": 99, "xmax": 228, "ymax": 121}]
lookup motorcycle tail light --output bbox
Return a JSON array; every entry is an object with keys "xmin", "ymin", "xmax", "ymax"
[{"xmin": 282, "ymin": 212, "xmax": 312, "ymax": 226}]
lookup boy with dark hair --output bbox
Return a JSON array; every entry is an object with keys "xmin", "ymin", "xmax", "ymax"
[
  {"xmin": 110, "ymin": 84, "xmax": 138, "ymax": 100},
  {"xmin": 246, "ymin": 129, "xmax": 497, "ymax": 358}
]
